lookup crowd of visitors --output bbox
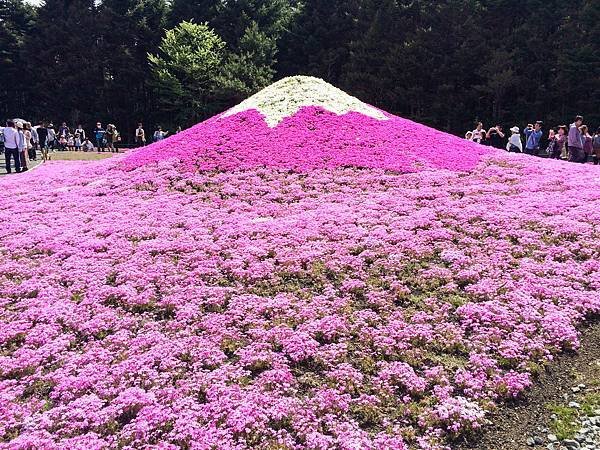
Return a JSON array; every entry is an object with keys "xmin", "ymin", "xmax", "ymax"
[
  {"xmin": 1, "ymin": 119, "xmax": 177, "ymax": 174},
  {"xmin": 466, "ymin": 115, "xmax": 600, "ymax": 165}
]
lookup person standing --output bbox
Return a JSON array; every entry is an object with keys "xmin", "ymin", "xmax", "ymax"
[
  {"xmin": 153, "ymin": 126, "xmax": 168, "ymax": 142},
  {"xmin": 46, "ymin": 123, "xmax": 56, "ymax": 151},
  {"xmin": 105, "ymin": 124, "xmax": 119, "ymax": 153},
  {"xmin": 524, "ymin": 121, "xmax": 543, "ymax": 156},
  {"xmin": 506, "ymin": 126, "xmax": 523, "ymax": 152},
  {"xmin": 592, "ymin": 127, "xmax": 600, "ymax": 165},
  {"xmin": 545, "ymin": 129, "xmax": 559, "ymax": 159},
  {"xmin": 58, "ymin": 122, "xmax": 69, "ymax": 139},
  {"xmin": 556, "ymin": 125, "xmax": 568, "ymax": 159},
  {"xmin": 3, "ymin": 120, "xmax": 21, "ymax": 174},
  {"xmin": 568, "ymin": 116, "xmax": 585, "ymax": 163},
  {"xmin": 24, "ymin": 123, "xmax": 34, "ymax": 164},
  {"xmin": 472, "ymin": 122, "xmax": 486, "ymax": 144},
  {"xmin": 581, "ymin": 125, "xmax": 593, "ymax": 162},
  {"xmin": 16, "ymin": 121, "xmax": 28, "ymax": 172},
  {"xmin": 486, "ymin": 124, "xmax": 506, "ymax": 149},
  {"xmin": 135, "ymin": 123, "xmax": 146, "ymax": 147},
  {"xmin": 30, "ymin": 123, "xmax": 39, "ymax": 161},
  {"xmin": 36, "ymin": 122, "xmax": 48, "ymax": 160},
  {"xmin": 74, "ymin": 132, "xmax": 82, "ymax": 151},
  {"xmin": 94, "ymin": 122, "xmax": 106, "ymax": 152},
  {"xmin": 75, "ymin": 124, "xmax": 86, "ymax": 141}
]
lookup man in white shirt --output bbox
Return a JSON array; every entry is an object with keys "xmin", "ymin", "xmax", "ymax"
[{"xmin": 3, "ymin": 120, "xmax": 21, "ymax": 174}]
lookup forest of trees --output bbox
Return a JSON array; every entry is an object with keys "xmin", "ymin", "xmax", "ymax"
[{"xmin": 1, "ymin": 0, "xmax": 598, "ymax": 142}]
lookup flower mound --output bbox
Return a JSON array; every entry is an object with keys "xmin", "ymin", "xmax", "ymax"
[
  {"xmin": 1, "ymin": 77, "xmax": 599, "ymax": 450},
  {"xmin": 122, "ymin": 76, "xmax": 493, "ymax": 174}
]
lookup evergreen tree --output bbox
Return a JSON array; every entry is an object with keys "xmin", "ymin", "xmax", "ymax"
[
  {"xmin": 277, "ymin": 0, "xmax": 360, "ymax": 82},
  {"xmin": 169, "ymin": 0, "xmax": 298, "ymax": 108},
  {"xmin": 148, "ymin": 21, "xmax": 226, "ymax": 126},
  {"xmin": 23, "ymin": 0, "xmax": 101, "ymax": 125},
  {"xmin": 167, "ymin": 0, "xmax": 220, "ymax": 29},
  {"xmin": 8, "ymin": 0, "xmax": 598, "ymax": 136},
  {"xmin": 552, "ymin": 0, "xmax": 599, "ymax": 125},
  {"xmin": 340, "ymin": 0, "xmax": 417, "ymax": 113},
  {"xmin": 0, "ymin": 0, "xmax": 35, "ymax": 119},
  {"xmin": 98, "ymin": 0, "xmax": 169, "ymax": 139},
  {"xmin": 217, "ymin": 21, "xmax": 278, "ymax": 105},
  {"xmin": 169, "ymin": 0, "xmax": 297, "ymax": 45}
]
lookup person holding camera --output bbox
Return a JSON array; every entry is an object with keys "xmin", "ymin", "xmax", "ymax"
[
  {"xmin": 524, "ymin": 121, "xmax": 543, "ymax": 156},
  {"xmin": 486, "ymin": 124, "xmax": 506, "ymax": 149},
  {"xmin": 568, "ymin": 116, "xmax": 585, "ymax": 163}
]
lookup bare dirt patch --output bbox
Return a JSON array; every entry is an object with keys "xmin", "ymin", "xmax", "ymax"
[{"xmin": 455, "ymin": 321, "xmax": 600, "ymax": 450}]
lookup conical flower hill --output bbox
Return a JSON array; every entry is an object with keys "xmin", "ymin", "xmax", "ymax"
[
  {"xmin": 122, "ymin": 76, "xmax": 494, "ymax": 173},
  {"xmin": 0, "ymin": 77, "xmax": 599, "ymax": 450}
]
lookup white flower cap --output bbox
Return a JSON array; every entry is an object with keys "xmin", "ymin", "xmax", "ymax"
[{"xmin": 222, "ymin": 76, "xmax": 388, "ymax": 127}]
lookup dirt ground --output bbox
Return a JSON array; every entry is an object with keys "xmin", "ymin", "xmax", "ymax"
[{"xmin": 455, "ymin": 321, "xmax": 600, "ymax": 450}]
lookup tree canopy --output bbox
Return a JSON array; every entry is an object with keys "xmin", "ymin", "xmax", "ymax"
[{"xmin": 1, "ymin": 0, "xmax": 598, "ymax": 140}]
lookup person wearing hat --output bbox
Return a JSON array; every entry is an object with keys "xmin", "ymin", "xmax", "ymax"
[
  {"xmin": 46, "ymin": 123, "xmax": 56, "ymax": 151},
  {"xmin": 15, "ymin": 121, "xmax": 28, "ymax": 172},
  {"xmin": 506, "ymin": 126, "xmax": 523, "ymax": 153},
  {"xmin": 3, "ymin": 120, "xmax": 21, "ymax": 173}
]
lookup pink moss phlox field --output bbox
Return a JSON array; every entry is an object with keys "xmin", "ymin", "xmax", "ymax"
[
  {"xmin": 1, "ymin": 105, "xmax": 600, "ymax": 450},
  {"xmin": 121, "ymin": 107, "xmax": 493, "ymax": 174}
]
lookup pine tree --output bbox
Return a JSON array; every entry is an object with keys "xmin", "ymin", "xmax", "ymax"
[
  {"xmin": 340, "ymin": 0, "xmax": 413, "ymax": 112},
  {"xmin": 277, "ymin": 0, "xmax": 360, "ymax": 82},
  {"xmin": 167, "ymin": 0, "xmax": 221, "ymax": 29},
  {"xmin": 552, "ymin": 0, "xmax": 599, "ymax": 125},
  {"xmin": 148, "ymin": 21, "xmax": 226, "ymax": 126},
  {"xmin": 168, "ymin": 1, "xmax": 299, "ymax": 116},
  {"xmin": 217, "ymin": 21, "xmax": 278, "ymax": 105},
  {"xmin": 0, "ymin": 0, "xmax": 35, "ymax": 119},
  {"xmin": 98, "ymin": 0, "xmax": 169, "ymax": 140},
  {"xmin": 23, "ymin": 0, "xmax": 101, "ymax": 125}
]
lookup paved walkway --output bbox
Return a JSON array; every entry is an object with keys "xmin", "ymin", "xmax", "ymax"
[{"xmin": 0, "ymin": 149, "xmax": 44, "ymax": 176}]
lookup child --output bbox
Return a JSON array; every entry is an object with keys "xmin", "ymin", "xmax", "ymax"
[
  {"xmin": 82, "ymin": 137, "xmax": 94, "ymax": 152},
  {"xmin": 58, "ymin": 134, "xmax": 67, "ymax": 151},
  {"xmin": 74, "ymin": 132, "xmax": 82, "ymax": 151},
  {"xmin": 67, "ymin": 133, "xmax": 75, "ymax": 151}
]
